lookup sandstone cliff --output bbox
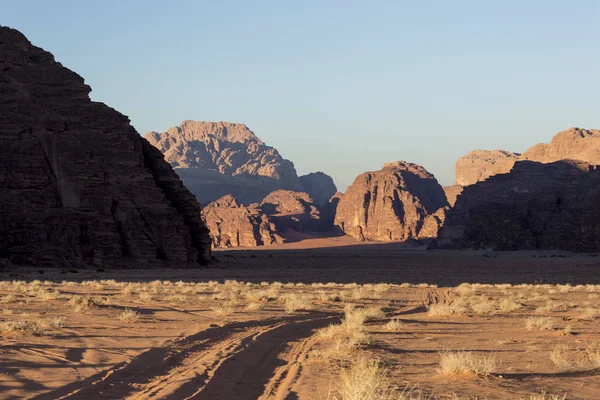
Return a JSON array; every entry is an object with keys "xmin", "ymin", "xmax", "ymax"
[
  {"xmin": 454, "ymin": 128, "xmax": 600, "ymax": 186},
  {"xmin": 455, "ymin": 150, "xmax": 520, "ymax": 186},
  {"xmin": 145, "ymin": 121, "xmax": 303, "ymax": 205},
  {"xmin": 299, "ymin": 172, "xmax": 337, "ymax": 206},
  {"xmin": 443, "ymin": 185, "xmax": 464, "ymax": 207},
  {"xmin": 201, "ymin": 195, "xmax": 284, "ymax": 248},
  {"xmin": 0, "ymin": 26, "xmax": 211, "ymax": 268},
  {"xmin": 260, "ymin": 190, "xmax": 321, "ymax": 232},
  {"xmin": 334, "ymin": 161, "xmax": 448, "ymax": 242},
  {"xmin": 434, "ymin": 160, "xmax": 600, "ymax": 251}
]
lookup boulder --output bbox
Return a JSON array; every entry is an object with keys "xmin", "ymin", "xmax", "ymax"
[
  {"xmin": 201, "ymin": 195, "xmax": 284, "ymax": 248},
  {"xmin": 260, "ymin": 190, "xmax": 321, "ymax": 232},
  {"xmin": 145, "ymin": 121, "xmax": 303, "ymax": 204},
  {"xmin": 0, "ymin": 26, "xmax": 211, "ymax": 268},
  {"xmin": 334, "ymin": 161, "xmax": 448, "ymax": 241},
  {"xmin": 299, "ymin": 172, "xmax": 337, "ymax": 206},
  {"xmin": 433, "ymin": 160, "xmax": 600, "ymax": 251}
]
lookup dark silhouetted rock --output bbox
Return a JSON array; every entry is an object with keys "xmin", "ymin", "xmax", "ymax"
[
  {"xmin": 433, "ymin": 160, "xmax": 600, "ymax": 251},
  {"xmin": 145, "ymin": 121, "xmax": 303, "ymax": 205},
  {"xmin": 319, "ymin": 192, "xmax": 344, "ymax": 232},
  {"xmin": 334, "ymin": 161, "xmax": 448, "ymax": 242},
  {"xmin": 0, "ymin": 26, "xmax": 211, "ymax": 268},
  {"xmin": 201, "ymin": 195, "xmax": 284, "ymax": 248},
  {"xmin": 260, "ymin": 190, "xmax": 321, "ymax": 232},
  {"xmin": 299, "ymin": 172, "xmax": 337, "ymax": 206}
]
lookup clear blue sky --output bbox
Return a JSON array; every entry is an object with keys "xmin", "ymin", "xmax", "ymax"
[{"xmin": 4, "ymin": 1, "xmax": 599, "ymax": 190}]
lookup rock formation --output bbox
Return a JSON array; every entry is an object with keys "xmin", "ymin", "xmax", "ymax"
[
  {"xmin": 334, "ymin": 161, "xmax": 448, "ymax": 242},
  {"xmin": 260, "ymin": 190, "xmax": 321, "ymax": 232},
  {"xmin": 521, "ymin": 127, "xmax": 600, "ymax": 164},
  {"xmin": 433, "ymin": 160, "xmax": 600, "ymax": 251},
  {"xmin": 145, "ymin": 121, "xmax": 304, "ymax": 205},
  {"xmin": 0, "ymin": 26, "xmax": 211, "ymax": 268},
  {"xmin": 443, "ymin": 185, "xmax": 463, "ymax": 207},
  {"xmin": 299, "ymin": 172, "xmax": 337, "ymax": 206},
  {"xmin": 454, "ymin": 128, "xmax": 600, "ymax": 186},
  {"xmin": 455, "ymin": 150, "xmax": 520, "ymax": 186},
  {"xmin": 201, "ymin": 195, "xmax": 284, "ymax": 248},
  {"xmin": 319, "ymin": 192, "xmax": 344, "ymax": 232}
]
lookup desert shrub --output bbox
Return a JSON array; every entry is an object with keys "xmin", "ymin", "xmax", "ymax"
[
  {"xmin": 118, "ymin": 308, "xmax": 140, "ymax": 323},
  {"xmin": 283, "ymin": 293, "xmax": 313, "ymax": 313},
  {"xmin": 382, "ymin": 319, "xmax": 402, "ymax": 332},
  {"xmin": 438, "ymin": 350, "xmax": 496, "ymax": 376},
  {"xmin": 427, "ymin": 303, "xmax": 466, "ymax": 317},
  {"xmin": 211, "ymin": 305, "xmax": 235, "ymax": 316},
  {"xmin": 0, "ymin": 320, "xmax": 45, "ymax": 336},
  {"xmin": 525, "ymin": 317, "xmax": 553, "ymax": 331},
  {"xmin": 48, "ymin": 316, "xmax": 66, "ymax": 329}
]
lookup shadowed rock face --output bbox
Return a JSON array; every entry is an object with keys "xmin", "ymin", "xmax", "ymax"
[
  {"xmin": 145, "ymin": 121, "xmax": 304, "ymax": 205},
  {"xmin": 260, "ymin": 190, "xmax": 321, "ymax": 232},
  {"xmin": 299, "ymin": 172, "xmax": 337, "ymax": 206},
  {"xmin": 0, "ymin": 26, "xmax": 211, "ymax": 268},
  {"xmin": 434, "ymin": 160, "xmax": 600, "ymax": 251},
  {"xmin": 334, "ymin": 161, "xmax": 448, "ymax": 242},
  {"xmin": 201, "ymin": 195, "xmax": 284, "ymax": 248}
]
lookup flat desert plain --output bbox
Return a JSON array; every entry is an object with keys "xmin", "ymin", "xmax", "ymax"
[{"xmin": 1, "ymin": 240, "xmax": 600, "ymax": 399}]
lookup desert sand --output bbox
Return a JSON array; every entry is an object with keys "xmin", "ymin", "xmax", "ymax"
[{"xmin": 1, "ymin": 238, "xmax": 599, "ymax": 399}]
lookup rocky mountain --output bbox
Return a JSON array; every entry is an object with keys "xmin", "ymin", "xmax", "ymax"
[
  {"xmin": 299, "ymin": 172, "xmax": 337, "ymax": 206},
  {"xmin": 455, "ymin": 150, "xmax": 520, "ymax": 186},
  {"xmin": 334, "ymin": 161, "xmax": 448, "ymax": 242},
  {"xmin": 145, "ymin": 121, "xmax": 304, "ymax": 205},
  {"xmin": 0, "ymin": 26, "xmax": 211, "ymax": 268},
  {"xmin": 201, "ymin": 195, "xmax": 284, "ymax": 248},
  {"xmin": 261, "ymin": 190, "xmax": 321, "ymax": 232},
  {"xmin": 433, "ymin": 160, "xmax": 600, "ymax": 251},
  {"xmin": 454, "ymin": 128, "xmax": 600, "ymax": 186},
  {"xmin": 320, "ymin": 192, "xmax": 344, "ymax": 232},
  {"xmin": 521, "ymin": 127, "xmax": 600, "ymax": 164}
]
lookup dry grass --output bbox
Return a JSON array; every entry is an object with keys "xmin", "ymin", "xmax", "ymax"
[
  {"xmin": 211, "ymin": 305, "xmax": 235, "ymax": 316},
  {"xmin": 118, "ymin": 308, "xmax": 140, "ymax": 323},
  {"xmin": 525, "ymin": 317, "xmax": 554, "ymax": 331},
  {"xmin": 335, "ymin": 358, "xmax": 398, "ymax": 400},
  {"xmin": 438, "ymin": 350, "xmax": 497, "ymax": 376},
  {"xmin": 526, "ymin": 392, "xmax": 567, "ymax": 400},
  {"xmin": 0, "ymin": 320, "xmax": 46, "ymax": 336},
  {"xmin": 550, "ymin": 343, "xmax": 600, "ymax": 372},
  {"xmin": 283, "ymin": 293, "xmax": 313, "ymax": 313},
  {"xmin": 48, "ymin": 316, "xmax": 66, "ymax": 329},
  {"xmin": 427, "ymin": 303, "xmax": 466, "ymax": 317},
  {"xmin": 578, "ymin": 307, "xmax": 599, "ymax": 321},
  {"xmin": 382, "ymin": 319, "xmax": 402, "ymax": 332}
]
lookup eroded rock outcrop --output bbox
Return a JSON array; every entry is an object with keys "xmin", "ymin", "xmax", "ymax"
[
  {"xmin": 145, "ymin": 121, "xmax": 303, "ymax": 205},
  {"xmin": 201, "ymin": 195, "xmax": 284, "ymax": 248},
  {"xmin": 433, "ymin": 160, "xmax": 600, "ymax": 251},
  {"xmin": 299, "ymin": 172, "xmax": 337, "ymax": 206},
  {"xmin": 319, "ymin": 192, "xmax": 344, "ymax": 232},
  {"xmin": 334, "ymin": 161, "xmax": 448, "ymax": 242},
  {"xmin": 455, "ymin": 128, "xmax": 600, "ymax": 186},
  {"xmin": 443, "ymin": 185, "xmax": 464, "ymax": 207},
  {"xmin": 260, "ymin": 190, "xmax": 321, "ymax": 232},
  {"xmin": 0, "ymin": 26, "xmax": 211, "ymax": 268},
  {"xmin": 455, "ymin": 150, "xmax": 520, "ymax": 186}
]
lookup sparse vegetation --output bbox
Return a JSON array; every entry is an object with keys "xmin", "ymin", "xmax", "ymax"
[
  {"xmin": 438, "ymin": 350, "xmax": 497, "ymax": 376},
  {"xmin": 118, "ymin": 308, "xmax": 140, "ymax": 323},
  {"xmin": 525, "ymin": 317, "xmax": 554, "ymax": 331}
]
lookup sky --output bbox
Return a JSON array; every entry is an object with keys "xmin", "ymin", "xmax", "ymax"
[{"xmin": 3, "ymin": 1, "xmax": 599, "ymax": 190}]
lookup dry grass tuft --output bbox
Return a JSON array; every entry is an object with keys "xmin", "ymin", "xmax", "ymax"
[
  {"xmin": 0, "ymin": 320, "xmax": 46, "ymax": 336},
  {"xmin": 526, "ymin": 392, "xmax": 566, "ymax": 400},
  {"xmin": 211, "ymin": 305, "xmax": 235, "ymax": 316},
  {"xmin": 427, "ymin": 303, "xmax": 466, "ymax": 317},
  {"xmin": 525, "ymin": 317, "xmax": 553, "ymax": 331},
  {"xmin": 118, "ymin": 308, "xmax": 140, "ymax": 323},
  {"xmin": 283, "ymin": 293, "xmax": 313, "ymax": 313},
  {"xmin": 438, "ymin": 350, "xmax": 496, "ymax": 376},
  {"xmin": 382, "ymin": 319, "xmax": 402, "ymax": 332}
]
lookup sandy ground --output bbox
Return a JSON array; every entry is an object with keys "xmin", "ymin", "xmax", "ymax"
[{"xmin": 1, "ymin": 239, "xmax": 600, "ymax": 399}]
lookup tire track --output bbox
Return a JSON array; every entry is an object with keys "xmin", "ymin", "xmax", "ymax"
[{"xmin": 34, "ymin": 312, "xmax": 337, "ymax": 400}]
